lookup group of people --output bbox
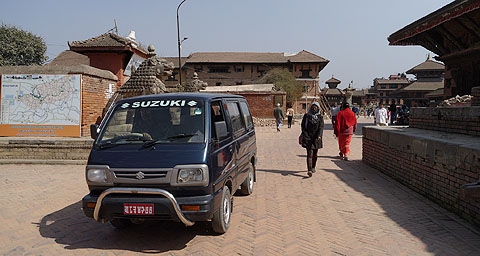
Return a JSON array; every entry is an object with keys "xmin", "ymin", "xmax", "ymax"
[{"xmin": 274, "ymin": 102, "xmax": 358, "ymax": 177}]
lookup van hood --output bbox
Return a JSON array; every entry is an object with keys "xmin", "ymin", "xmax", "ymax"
[{"xmin": 87, "ymin": 144, "xmax": 207, "ymax": 168}]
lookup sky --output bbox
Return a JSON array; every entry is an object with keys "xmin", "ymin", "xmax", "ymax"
[{"xmin": 0, "ymin": 0, "xmax": 453, "ymax": 89}]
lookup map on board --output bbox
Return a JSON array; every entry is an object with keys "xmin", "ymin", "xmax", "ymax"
[{"xmin": 0, "ymin": 74, "xmax": 81, "ymax": 125}]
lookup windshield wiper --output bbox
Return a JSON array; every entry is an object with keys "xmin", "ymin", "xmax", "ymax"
[
  {"xmin": 142, "ymin": 134, "xmax": 198, "ymax": 148},
  {"xmin": 98, "ymin": 135, "xmax": 151, "ymax": 149},
  {"xmin": 166, "ymin": 133, "xmax": 198, "ymax": 139}
]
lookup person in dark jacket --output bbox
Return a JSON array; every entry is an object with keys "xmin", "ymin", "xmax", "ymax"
[
  {"xmin": 273, "ymin": 103, "xmax": 285, "ymax": 132},
  {"xmin": 301, "ymin": 102, "xmax": 324, "ymax": 177}
]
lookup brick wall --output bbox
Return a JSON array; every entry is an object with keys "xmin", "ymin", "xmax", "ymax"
[
  {"xmin": 242, "ymin": 93, "xmax": 286, "ymax": 118},
  {"xmin": 363, "ymin": 126, "xmax": 480, "ymax": 225},
  {"xmin": 409, "ymin": 107, "xmax": 480, "ymax": 136},
  {"xmin": 81, "ymin": 75, "xmax": 117, "ymax": 136}
]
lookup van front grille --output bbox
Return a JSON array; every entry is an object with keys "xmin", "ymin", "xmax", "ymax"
[{"xmin": 113, "ymin": 170, "xmax": 168, "ymax": 180}]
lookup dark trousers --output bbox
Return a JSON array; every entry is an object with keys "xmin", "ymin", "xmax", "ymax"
[
  {"xmin": 287, "ymin": 116, "xmax": 293, "ymax": 128},
  {"xmin": 306, "ymin": 147, "xmax": 318, "ymax": 172}
]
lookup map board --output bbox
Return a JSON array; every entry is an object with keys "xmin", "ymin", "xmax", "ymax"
[{"xmin": 0, "ymin": 74, "xmax": 82, "ymax": 137}]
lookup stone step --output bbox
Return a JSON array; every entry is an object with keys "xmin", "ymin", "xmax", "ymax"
[{"xmin": 0, "ymin": 137, "xmax": 93, "ymax": 163}]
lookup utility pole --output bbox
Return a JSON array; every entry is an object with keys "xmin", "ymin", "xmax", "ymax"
[{"xmin": 177, "ymin": 0, "xmax": 187, "ymax": 87}]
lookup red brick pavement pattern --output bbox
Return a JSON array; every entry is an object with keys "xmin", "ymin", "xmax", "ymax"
[{"xmin": 1, "ymin": 118, "xmax": 480, "ymax": 255}]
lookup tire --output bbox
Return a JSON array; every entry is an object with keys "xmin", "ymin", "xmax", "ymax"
[
  {"xmin": 212, "ymin": 186, "xmax": 232, "ymax": 234},
  {"xmin": 239, "ymin": 163, "xmax": 254, "ymax": 195},
  {"xmin": 110, "ymin": 218, "xmax": 132, "ymax": 229}
]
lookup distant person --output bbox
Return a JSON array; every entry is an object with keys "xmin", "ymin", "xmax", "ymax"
[
  {"xmin": 273, "ymin": 103, "xmax": 285, "ymax": 132},
  {"xmin": 367, "ymin": 108, "xmax": 372, "ymax": 119},
  {"xmin": 301, "ymin": 102, "xmax": 324, "ymax": 177},
  {"xmin": 334, "ymin": 102, "xmax": 357, "ymax": 161},
  {"xmin": 286, "ymin": 106, "xmax": 294, "ymax": 128},
  {"xmin": 330, "ymin": 103, "xmax": 341, "ymax": 125},
  {"xmin": 352, "ymin": 105, "xmax": 359, "ymax": 119},
  {"xmin": 388, "ymin": 103, "xmax": 397, "ymax": 125},
  {"xmin": 375, "ymin": 103, "xmax": 388, "ymax": 126}
]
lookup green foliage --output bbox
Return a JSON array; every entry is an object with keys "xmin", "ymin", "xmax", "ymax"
[
  {"xmin": 0, "ymin": 24, "xmax": 48, "ymax": 66},
  {"xmin": 257, "ymin": 68, "xmax": 302, "ymax": 103}
]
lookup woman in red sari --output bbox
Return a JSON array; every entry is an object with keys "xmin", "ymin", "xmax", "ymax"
[{"xmin": 334, "ymin": 102, "xmax": 357, "ymax": 161}]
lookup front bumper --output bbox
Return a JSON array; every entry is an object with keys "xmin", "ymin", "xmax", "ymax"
[{"xmin": 82, "ymin": 187, "xmax": 218, "ymax": 226}]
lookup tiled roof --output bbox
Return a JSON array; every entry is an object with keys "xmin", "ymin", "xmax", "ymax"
[
  {"xmin": 69, "ymin": 33, "xmax": 147, "ymax": 54},
  {"xmin": 186, "ymin": 50, "xmax": 328, "ymax": 64},
  {"xmin": 406, "ymin": 59, "xmax": 444, "ymax": 74},
  {"xmin": 162, "ymin": 57, "xmax": 188, "ymax": 68},
  {"xmin": 0, "ymin": 64, "xmax": 117, "ymax": 80},
  {"xmin": 201, "ymin": 84, "xmax": 275, "ymax": 92},
  {"xmin": 326, "ymin": 77, "xmax": 341, "ymax": 83},
  {"xmin": 323, "ymin": 88, "xmax": 344, "ymax": 95},
  {"xmin": 375, "ymin": 79, "xmax": 410, "ymax": 84},
  {"xmin": 401, "ymin": 79, "xmax": 444, "ymax": 91},
  {"xmin": 46, "ymin": 50, "xmax": 90, "ymax": 66},
  {"xmin": 425, "ymin": 88, "xmax": 444, "ymax": 97}
]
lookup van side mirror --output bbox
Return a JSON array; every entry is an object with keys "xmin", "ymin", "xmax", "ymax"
[
  {"xmin": 214, "ymin": 121, "xmax": 228, "ymax": 140},
  {"xmin": 90, "ymin": 124, "xmax": 99, "ymax": 139}
]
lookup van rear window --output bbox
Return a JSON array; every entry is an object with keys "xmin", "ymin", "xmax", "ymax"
[{"xmin": 227, "ymin": 102, "xmax": 245, "ymax": 134}]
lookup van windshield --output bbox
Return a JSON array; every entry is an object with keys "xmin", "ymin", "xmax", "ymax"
[{"xmin": 97, "ymin": 99, "xmax": 205, "ymax": 146}]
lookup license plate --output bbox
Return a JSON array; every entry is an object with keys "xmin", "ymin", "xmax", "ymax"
[{"xmin": 124, "ymin": 203, "xmax": 154, "ymax": 215}]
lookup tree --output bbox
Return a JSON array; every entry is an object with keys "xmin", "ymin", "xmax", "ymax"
[
  {"xmin": 257, "ymin": 68, "xmax": 303, "ymax": 104},
  {"xmin": 0, "ymin": 24, "xmax": 48, "ymax": 66}
]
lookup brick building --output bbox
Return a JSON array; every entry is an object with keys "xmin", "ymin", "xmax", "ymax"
[
  {"xmin": 68, "ymin": 33, "xmax": 148, "ymax": 88},
  {"xmin": 369, "ymin": 75, "xmax": 410, "ymax": 105},
  {"xmin": 183, "ymin": 50, "xmax": 329, "ymax": 114},
  {"xmin": 395, "ymin": 57, "xmax": 445, "ymax": 107},
  {"xmin": 201, "ymin": 84, "xmax": 286, "ymax": 118}
]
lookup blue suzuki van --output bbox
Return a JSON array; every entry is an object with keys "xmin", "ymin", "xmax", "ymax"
[{"xmin": 82, "ymin": 93, "xmax": 257, "ymax": 234}]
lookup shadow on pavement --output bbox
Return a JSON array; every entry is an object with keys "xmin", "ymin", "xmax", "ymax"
[
  {"xmin": 257, "ymin": 169, "xmax": 309, "ymax": 179},
  {"xmin": 297, "ymin": 154, "xmax": 340, "ymax": 159},
  {"xmin": 322, "ymin": 159, "xmax": 480, "ymax": 255},
  {"xmin": 35, "ymin": 201, "xmax": 216, "ymax": 253}
]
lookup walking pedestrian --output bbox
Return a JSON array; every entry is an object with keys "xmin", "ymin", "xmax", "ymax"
[
  {"xmin": 375, "ymin": 103, "xmax": 388, "ymax": 126},
  {"xmin": 273, "ymin": 103, "xmax": 285, "ymax": 132},
  {"xmin": 286, "ymin": 106, "xmax": 294, "ymax": 128},
  {"xmin": 334, "ymin": 102, "xmax": 357, "ymax": 161},
  {"xmin": 330, "ymin": 103, "xmax": 340, "ymax": 125},
  {"xmin": 301, "ymin": 102, "xmax": 324, "ymax": 177},
  {"xmin": 388, "ymin": 103, "xmax": 396, "ymax": 125}
]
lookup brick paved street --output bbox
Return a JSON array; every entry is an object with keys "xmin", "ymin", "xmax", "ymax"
[{"xmin": 1, "ymin": 118, "xmax": 480, "ymax": 255}]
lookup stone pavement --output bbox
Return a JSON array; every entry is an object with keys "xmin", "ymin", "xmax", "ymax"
[{"xmin": 1, "ymin": 118, "xmax": 480, "ymax": 255}]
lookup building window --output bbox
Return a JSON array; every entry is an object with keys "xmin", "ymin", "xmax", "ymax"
[
  {"xmin": 301, "ymin": 103, "xmax": 307, "ymax": 110},
  {"xmin": 300, "ymin": 69, "xmax": 312, "ymax": 78},
  {"xmin": 234, "ymin": 65, "xmax": 244, "ymax": 72},
  {"xmin": 216, "ymin": 82, "xmax": 222, "ymax": 86},
  {"xmin": 390, "ymin": 84, "xmax": 398, "ymax": 89},
  {"xmin": 236, "ymin": 82, "xmax": 243, "ymax": 85},
  {"xmin": 209, "ymin": 66, "xmax": 229, "ymax": 73},
  {"xmin": 380, "ymin": 85, "xmax": 386, "ymax": 89},
  {"xmin": 194, "ymin": 65, "xmax": 203, "ymax": 72}
]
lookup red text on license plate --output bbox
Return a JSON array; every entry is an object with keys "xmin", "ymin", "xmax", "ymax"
[{"xmin": 124, "ymin": 203, "xmax": 154, "ymax": 215}]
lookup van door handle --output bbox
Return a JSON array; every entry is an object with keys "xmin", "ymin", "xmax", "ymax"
[{"xmin": 228, "ymin": 146, "xmax": 233, "ymax": 153}]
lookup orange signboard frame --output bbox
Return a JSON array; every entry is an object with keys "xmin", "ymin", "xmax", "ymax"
[{"xmin": 0, "ymin": 74, "xmax": 82, "ymax": 137}]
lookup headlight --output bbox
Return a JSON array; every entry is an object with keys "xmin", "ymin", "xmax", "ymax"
[
  {"xmin": 87, "ymin": 169, "xmax": 107, "ymax": 183},
  {"xmin": 178, "ymin": 169, "xmax": 204, "ymax": 183},
  {"xmin": 173, "ymin": 165, "xmax": 209, "ymax": 186}
]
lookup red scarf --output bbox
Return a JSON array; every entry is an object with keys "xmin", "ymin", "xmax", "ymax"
[{"xmin": 335, "ymin": 108, "xmax": 357, "ymax": 134}]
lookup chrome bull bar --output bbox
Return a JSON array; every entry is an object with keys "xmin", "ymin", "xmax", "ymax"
[{"xmin": 93, "ymin": 187, "xmax": 195, "ymax": 226}]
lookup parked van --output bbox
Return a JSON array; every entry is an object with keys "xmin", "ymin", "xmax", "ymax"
[{"xmin": 82, "ymin": 93, "xmax": 257, "ymax": 233}]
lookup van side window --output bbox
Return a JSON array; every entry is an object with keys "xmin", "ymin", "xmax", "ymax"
[
  {"xmin": 211, "ymin": 101, "xmax": 229, "ymax": 140},
  {"xmin": 227, "ymin": 102, "xmax": 245, "ymax": 134},
  {"xmin": 239, "ymin": 101, "xmax": 253, "ymax": 128}
]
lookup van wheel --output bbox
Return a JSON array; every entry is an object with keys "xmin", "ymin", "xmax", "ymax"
[
  {"xmin": 110, "ymin": 218, "xmax": 132, "ymax": 229},
  {"xmin": 239, "ymin": 163, "xmax": 254, "ymax": 195},
  {"xmin": 212, "ymin": 186, "xmax": 232, "ymax": 234}
]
